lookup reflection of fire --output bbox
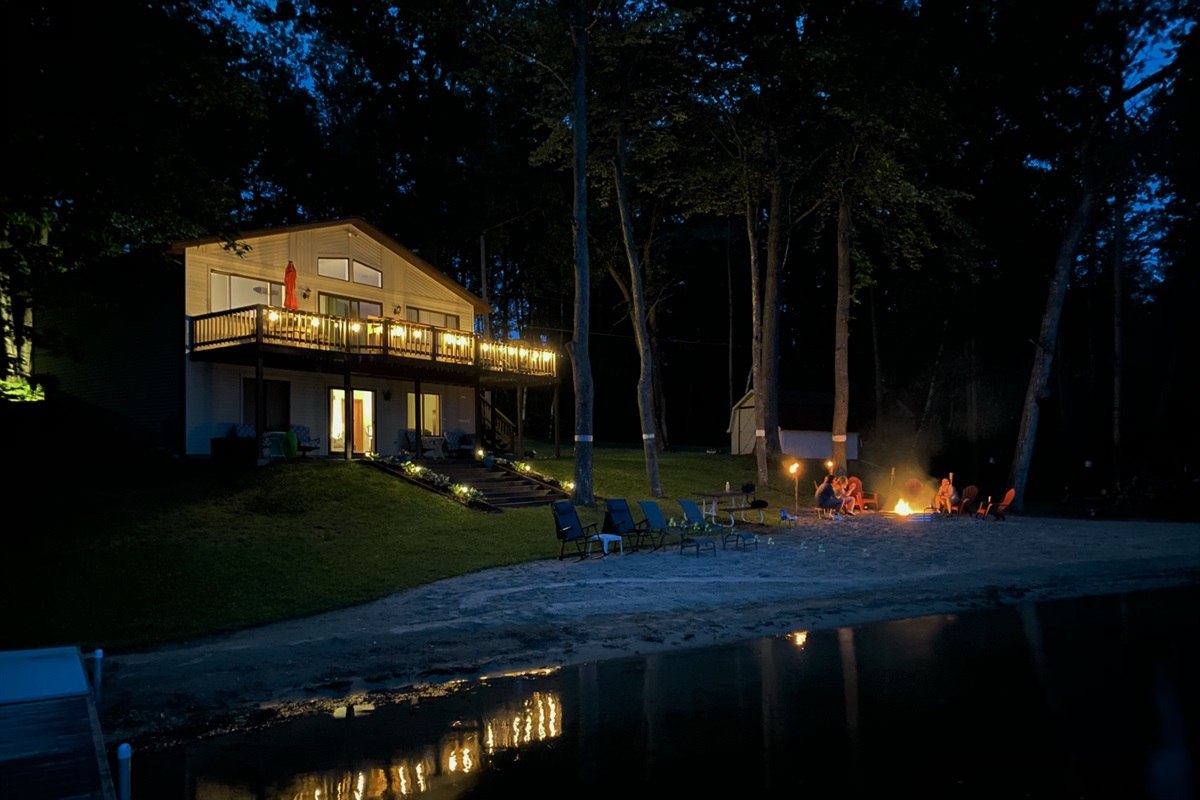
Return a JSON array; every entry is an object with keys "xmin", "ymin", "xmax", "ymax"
[{"xmin": 893, "ymin": 499, "xmax": 917, "ymax": 515}]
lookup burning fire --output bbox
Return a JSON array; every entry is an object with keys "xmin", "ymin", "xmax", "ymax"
[{"xmin": 893, "ymin": 499, "xmax": 918, "ymax": 515}]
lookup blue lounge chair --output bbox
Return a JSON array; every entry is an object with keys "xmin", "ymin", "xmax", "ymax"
[
  {"xmin": 635, "ymin": 500, "xmax": 674, "ymax": 551},
  {"xmin": 602, "ymin": 498, "xmax": 653, "ymax": 552},
  {"xmin": 680, "ymin": 499, "xmax": 756, "ymax": 552},
  {"xmin": 673, "ymin": 499, "xmax": 719, "ymax": 556},
  {"xmin": 552, "ymin": 500, "xmax": 622, "ymax": 560}
]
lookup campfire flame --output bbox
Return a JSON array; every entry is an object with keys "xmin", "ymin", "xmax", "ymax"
[{"xmin": 893, "ymin": 499, "xmax": 917, "ymax": 515}]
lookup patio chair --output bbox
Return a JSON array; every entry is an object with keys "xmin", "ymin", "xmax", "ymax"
[
  {"xmin": 289, "ymin": 425, "xmax": 321, "ymax": 457},
  {"xmin": 975, "ymin": 488, "xmax": 1015, "ymax": 520},
  {"xmin": 636, "ymin": 500, "xmax": 675, "ymax": 551},
  {"xmin": 847, "ymin": 476, "xmax": 879, "ymax": 511},
  {"xmin": 679, "ymin": 499, "xmax": 750, "ymax": 553},
  {"xmin": 953, "ymin": 485, "xmax": 979, "ymax": 516},
  {"xmin": 602, "ymin": 498, "xmax": 653, "ymax": 552},
  {"xmin": 552, "ymin": 500, "xmax": 622, "ymax": 560}
]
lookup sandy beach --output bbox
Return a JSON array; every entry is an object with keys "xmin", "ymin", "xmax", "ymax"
[{"xmin": 100, "ymin": 512, "xmax": 1200, "ymax": 748}]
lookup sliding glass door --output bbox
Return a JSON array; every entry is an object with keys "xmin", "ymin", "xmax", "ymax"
[{"xmin": 329, "ymin": 389, "xmax": 376, "ymax": 454}]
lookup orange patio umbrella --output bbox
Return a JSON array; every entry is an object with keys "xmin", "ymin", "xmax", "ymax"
[{"xmin": 284, "ymin": 260, "xmax": 299, "ymax": 309}]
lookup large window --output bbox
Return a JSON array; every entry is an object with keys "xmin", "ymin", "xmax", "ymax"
[
  {"xmin": 319, "ymin": 293, "xmax": 383, "ymax": 319},
  {"xmin": 406, "ymin": 392, "xmax": 441, "ymax": 436},
  {"xmin": 211, "ymin": 272, "xmax": 283, "ymax": 311},
  {"xmin": 318, "ymin": 257, "xmax": 382, "ymax": 288},
  {"xmin": 406, "ymin": 307, "xmax": 460, "ymax": 330}
]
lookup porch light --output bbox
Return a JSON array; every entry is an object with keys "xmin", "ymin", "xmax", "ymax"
[
  {"xmin": 413, "ymin": 330, "xmax": 422, "ymax": 340},
  {"xmin": 268, "ymin": 311, "xmax": 279, "ymax": 321},
  {"xmin": 311, "ymin": 317, "xmax": 320, "ymax": 327},
  {"xmin": 481, "ymin": 343, "xmax": 490, "ymax": 352},
  {"xmin": 476, "ymin": 448, "xmax": 485, "ymax": 458},
  {"xmin": 350, "ymin": 323, "xmax": 361, "ymax": 332},
  {"xmin": 564, "ymin": 481, "xmax": 575, "ymax": 490}
]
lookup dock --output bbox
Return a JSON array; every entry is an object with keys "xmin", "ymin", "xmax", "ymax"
[{"xmin": 0, "ymin": 646, "xmax": 116, "ymax": 800}]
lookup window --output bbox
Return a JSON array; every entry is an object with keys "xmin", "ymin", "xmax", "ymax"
[
  {"xmin": 407, "ymin": 392, "xmax": 441, "ymax": 436},
  {"xmin": 242, "ymin": 378, "xmax": 290, "ymax": 430},
  {"xmin": 352, "ymin": 260, "xmax": 382, "ymax": 287},
  {"xmin": 317, "ymin": 257, "xmax": 349, "ymax": 281},
  {"xmin": 211, "ymin": 272, "xmax": 283, "ymax": 311},
  {"xmin": 406, "ymin": 307, "xmax": 460, "ymax": 330},
  {"xmin": 319, "ymin": 293, "xmax": 383, "ymax": 319}
]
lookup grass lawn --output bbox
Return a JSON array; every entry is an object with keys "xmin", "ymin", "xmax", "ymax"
[{"xmin": 3, "ymin": 447, "xmax": 786, "ymax": 653}]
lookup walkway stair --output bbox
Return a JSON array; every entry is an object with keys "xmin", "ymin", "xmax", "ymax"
[{"xmin": 432, "ymin": 458, "xmax": 567, "ymax": 509}]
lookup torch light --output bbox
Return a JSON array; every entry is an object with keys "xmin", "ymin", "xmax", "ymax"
[{"xmin": 788, "ymin": 462, "xmax": 801, "ymax": 519}]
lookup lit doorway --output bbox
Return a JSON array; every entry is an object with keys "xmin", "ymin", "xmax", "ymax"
[{"xmin": 329, "ymin": 388, "xmax": 376, "ymax": 454}]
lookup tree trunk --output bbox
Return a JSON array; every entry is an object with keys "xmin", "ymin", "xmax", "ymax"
[
  {"xmin": 869, "ymin": 284, "xmax": 885, "ymax": 445},
  {"xmin": 568, "ymin": 2, "xmax": 595, "ymax": 505},
  {"xmin": 1009, "ymin": 188, "xmax": 1095, "ymax": 511},
  {"xmin": 1111, "ymin": 181, "xmax": 1125, "ymax": 486},
  {"xmin": 761, "ymin": 180, "xmax": 784, "ymax": 465},
  {"xmin": 612, "ymin": 139, "xmax": 664, "ymax": 496},
  {"xmin": 832, "ymin": 192, "xmax": 852, "ymax": 472},
  {"xmin": 745, "ymin": 184, "xmax": 767, "ymax": 485}
]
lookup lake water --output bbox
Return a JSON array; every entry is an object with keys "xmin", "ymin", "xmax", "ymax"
[{"xmin": 132, "ymin": 585, "xmax": 1198, "ymax": 799}]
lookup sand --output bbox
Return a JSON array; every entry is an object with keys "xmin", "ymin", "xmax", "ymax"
[{"xmin": 99, "ymin": 512, "xmax": 1200, "ymax": 748}]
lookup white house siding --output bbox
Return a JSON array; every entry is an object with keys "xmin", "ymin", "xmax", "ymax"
[
  {"xmin": 179, "ymin": 221, "xmax": 487, "ymax": 456},
  {"xmin": 184, "ymin": 363, "xmax": 475, "ymax": 457},
  {"xmin": 778, "ymin": 430, "xmax": 859, "ymax": 461},
  {"xmin": 184, "ymin": 223, "xmax": 474, "ymax": 330}
]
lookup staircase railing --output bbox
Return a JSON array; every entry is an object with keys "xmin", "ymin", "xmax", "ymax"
[{"xmin": 480, "ymin": 396, "xmax": 516, "ymax": 453}]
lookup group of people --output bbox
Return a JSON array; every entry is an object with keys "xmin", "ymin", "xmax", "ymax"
[
  {"xmin": 816, "ymin": 473, "xmax": 961, "ymax": 519},
  {"xmin": 814, "ymin": 474, "xmax": 860, "ymax": 520}
]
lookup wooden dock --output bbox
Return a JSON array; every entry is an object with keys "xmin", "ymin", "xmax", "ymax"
[{"xmin": 0, "ymin": 646, "xmax": 116, "ymax": 800}]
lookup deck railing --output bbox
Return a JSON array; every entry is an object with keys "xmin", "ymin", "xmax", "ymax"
[{"xmin": 190, "ymin": 305, "xmax": 557, "ymax": 378}]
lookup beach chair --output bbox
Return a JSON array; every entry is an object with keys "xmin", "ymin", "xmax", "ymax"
[
  {"xmin": 552, "ymin": 500, "xmax": 622, "ymax": 560},
  {"xmin": 679, "ymin": 499, "xmax": 755, "ymax": 552},
  {"xmin": 635, "ymin": 500, "xmax": 674, "ymax": 551},
  {"xmin": 602, "ymin": 498, "xmax": 652, "ymax": 552}
]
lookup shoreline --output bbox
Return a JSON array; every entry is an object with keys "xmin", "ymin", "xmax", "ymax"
[{"xmin": 98, "ymin": 514, "xmax": 1200, "ymax": 748}]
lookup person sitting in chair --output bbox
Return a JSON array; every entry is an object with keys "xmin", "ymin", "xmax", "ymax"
[
  {"xmin": 934, "ymin": 477, "xmax": 959, "ymax": 516},
  {"xmin": 833, "ymin": 475, "xmax": 857, "ymax": 515},
  {"xmin": 815, "ymin": 475, "xmax": 847, "ymax": 520}
]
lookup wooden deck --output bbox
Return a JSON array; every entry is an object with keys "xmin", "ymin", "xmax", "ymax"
[{"xmin": 0, "ymin": 647, "xmax": 115, "ymax": 800}]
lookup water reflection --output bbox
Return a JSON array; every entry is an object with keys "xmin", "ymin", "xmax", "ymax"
[{"xmin": 138, "ymin": 586, "xmax": 1198, "ymax": 799}]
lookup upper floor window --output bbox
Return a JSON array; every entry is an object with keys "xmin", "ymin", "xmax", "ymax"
[
  {"xmin": 317, "ymin": 257, "xmax": 349, "ymax": 281},
  {"xmin": 318, "ymin": 257, "xmax": 382, "ymax": 288},
  {"xmin": 407, "ymin": 307, "xmax": 460, "ymax": 330},
  {"xmin": 352, "ymin": 260, "xmax": 382, "ymax": 287},
  {"xmin": 319, "ymin": 293, "xmax": 383, "ymax": 320},
  {"xmin": 211, "ymin": 271, "xmax": 282, "ymax": 311}
]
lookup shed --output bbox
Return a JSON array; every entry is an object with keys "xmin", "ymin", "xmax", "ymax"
[{"xmin": 727, "ymin": 389, "xmax": 858, "ymax": 459}]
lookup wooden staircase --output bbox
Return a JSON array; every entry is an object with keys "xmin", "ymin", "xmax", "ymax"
[{"xmin": 434, "ymin": 458, "xmax": 566, "ymax": 509}]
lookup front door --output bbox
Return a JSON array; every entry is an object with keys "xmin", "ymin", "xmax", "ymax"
[{"xmin": 329, "ymin": 388, "xmax": 376, "ymax": 454}]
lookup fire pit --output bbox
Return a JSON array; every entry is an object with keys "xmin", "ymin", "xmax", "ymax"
[{"xmin": 880, "ymin": 499, "xmax": 937, "ymax": 523}]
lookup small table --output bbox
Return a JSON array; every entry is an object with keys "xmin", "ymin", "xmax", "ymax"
[{"xmin": 697, "ymin": 490, "xmax": 750, "ymax": 525}]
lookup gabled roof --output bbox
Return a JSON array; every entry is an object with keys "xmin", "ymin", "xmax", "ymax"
[{"xmin": 167, "ymin": 217, "xmax": 490, "ymax": 314}]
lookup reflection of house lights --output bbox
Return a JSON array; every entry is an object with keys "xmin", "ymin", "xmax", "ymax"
[{"xmin": 791, "ymin": 631, "xmax": 808, "ymax": 648}]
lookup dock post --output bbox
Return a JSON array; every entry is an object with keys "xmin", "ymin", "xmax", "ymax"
[
  {"xmin": 117, "ymin": 742, "xmax": 131, "ymax": 800},
  {"xmin": 91, "ymin": 649, "xmax": 103, "ymax": 707}
]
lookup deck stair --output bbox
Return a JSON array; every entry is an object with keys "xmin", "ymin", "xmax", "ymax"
[{"xmin": 433, "ymin": 458, "xmax": 566, "ymax": 508}]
